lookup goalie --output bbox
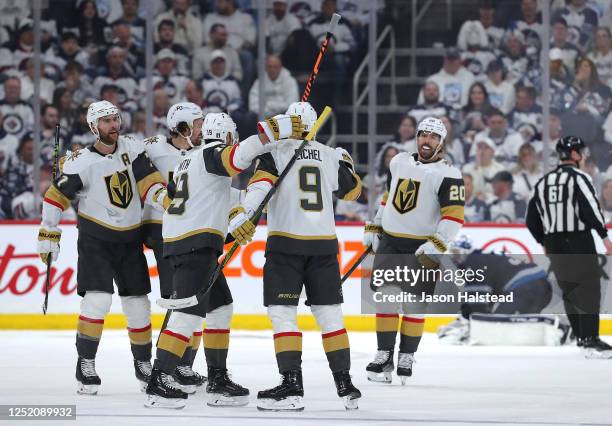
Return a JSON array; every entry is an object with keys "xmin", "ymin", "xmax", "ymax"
[{"xmin": 437, "ymin": 234, "xmax": 573, "ymax": 346}]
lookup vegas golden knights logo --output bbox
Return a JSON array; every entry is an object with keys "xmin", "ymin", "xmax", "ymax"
[
  {"xmin": 104, "ymin": 170, "xmax": 133, "ymax": 209},
  {"xmin": 393, "ymin": 178, "xmax": 420, "ymax": 214}
]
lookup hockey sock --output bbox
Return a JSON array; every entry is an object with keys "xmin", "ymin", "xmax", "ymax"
[
  {"xmin": 274, "ymin": 331, "xmax": 303, "ymax": 373},
  {"xmin": 76, "ymin": 315, "xmax": 104, "ymax": 359},
  {"xmin": 154, "ymin": 312, "xmax": 201, "ymax": 374},
  {"xmin": 190, "ymin": 331, "xmax": 202, "ymax": 367},
  {"xmin": 121, "ymin": 296, "xmax": 152, "ymax": 361},
  {"xmin": 399, "ymin": 315, "xmax": 425, "ymax": 353},
  {"xmin": 375, "ymin": 313, "xmax": 399, "ymax": 350},
  {"xmin": 322, "ymin": 329, "xmax": 350, "ymax": 372},
  {"xmin": 76, "ymin": 292, "xmax": 112, "ymax": 359},
  {"xmin": 203, "ymin": 304, "xmax": 232, "ymax": 368},
  {"xmin": 178, "ymin": 338, "xmax": 194, "ymax": 367}
]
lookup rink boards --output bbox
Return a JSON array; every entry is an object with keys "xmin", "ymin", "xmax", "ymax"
[{"xmin": 1, "ymin": 221, "xmax": 610, "ymax": 333}]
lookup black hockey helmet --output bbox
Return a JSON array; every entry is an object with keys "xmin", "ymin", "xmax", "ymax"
[{"xmin": 556, "ymin": 136, "xmax": 586, "ymax": 160}]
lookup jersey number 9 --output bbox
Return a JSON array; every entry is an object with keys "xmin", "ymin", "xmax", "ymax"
[
  {"xmin": 299, "ymin": 166, "xmax": 323, "ymax": 211},
  {"xmin": 168, "ymin": 174, "xmax": 189, "ymax": 215}
]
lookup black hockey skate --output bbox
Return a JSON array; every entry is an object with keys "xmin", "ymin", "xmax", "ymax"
[
  {"xmin": 366, "ymin": 349, "xmax": 394, "ymax": 383},
  {"xmin": 580, "ymin": 337, "xmax": 612, "ymax": 359},
  {"xmin": 134, "ymin": 359, "xmax": 152, "ymax": 392},
  {"xmin": 76, "ymin": 357, "xmax": 101, "ymax": 395},
  {"xmin": 257, "ymin": 370, "xmax": 304, "ymax": 411},
  {"xmin": 397, "ymin": 352, "xmax": 415, "ymax": 385},
  {"xmin": 206, "ymin": 367, "xmax": 249, "ymax": 406},
  {"xmin": 333, "ymin": 370, "xmax": 361, "ymax": 410},
  {"xmin": 144, "ymin": 367, "xmax": 188, "ymax": 409},
  {"xmin": 174, "ymin": 365, "xmax": 205, "ymax": 394}
]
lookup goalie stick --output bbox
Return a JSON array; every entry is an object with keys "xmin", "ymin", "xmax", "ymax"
[
  {"xmin": 157, "ymin": 13, "xmax": 342, "ymax": 311},
  {"xmin": 42, "ymin": 124, "xmax": 61, "ymax": 314}
]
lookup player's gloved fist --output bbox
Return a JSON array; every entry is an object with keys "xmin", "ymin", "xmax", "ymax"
[
  {"xmin": 415, "ymin": 235, "xmax": 447, "ymax": 269},
  {"xmin": 364, "ymin": 222, "xmax": 382, "ymax": 253},
  {"xmin": 258, "ymin": 114, "xmax": 305, "ymax": 142},
  {"xmin": 37, "ymin": 226, "xmax": 61, "ymax": 264},
  {"xmin": 228, "ymin": 206, "xmax": 255, "ymax": 245},
  {"xmin": 152, "ymin": 187, "xmax": 172, "ymax": 212}
]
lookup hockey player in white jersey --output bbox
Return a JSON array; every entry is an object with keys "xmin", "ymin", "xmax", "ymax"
[
  {"xmin": 364, "ymin": 116, "xmax": 465, "ymax": 384},
  {"xmin": 138, "ymin": 102, "xmax": 207, "ymax": 392},
  {"xmin": 145, "ymin": 112, "xmax": 306, "ymax": 409},
  {"xmin": 229, "ymin": 102, "xmax": 363, "ymax": 411},
  {"xmin": 37, "ymin": 101, "xmax": 170, "ymax": 395}
]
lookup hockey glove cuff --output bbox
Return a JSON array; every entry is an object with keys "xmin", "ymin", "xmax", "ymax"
[
  {"xmin": 38, "ymin": 226, "xmax": 61, "ymax": 264},
  {"xmin": 415, "ymin": 235, "xmax": 447, "ymax": 269},
  {"xmin": 258, "ymin": 115, "xmax": 305, "ymax": 141},
  {"xmin": 228, "ymin": 206, "xmax": 255, "ymax": 245}
]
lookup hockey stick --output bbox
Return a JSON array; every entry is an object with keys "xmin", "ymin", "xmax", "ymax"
[
  {"xmin": 157, "ymin": 107, "xmax": 333, "ymax": 310},
  {"xmin": 340, "ymin": 245, "xmax": 373, "ymax": 284},
  {"xmin": 42, "ymin": 124, "xmax": 61, "ymax": 314},
  {"xmin": 157, "ymin": 14, "xmax": 341, "ymax": 311}
]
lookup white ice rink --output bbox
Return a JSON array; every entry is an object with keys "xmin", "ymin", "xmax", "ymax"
[{"xmin": 1, "ymin": 330, "xmax": 611, "ymax": 426}]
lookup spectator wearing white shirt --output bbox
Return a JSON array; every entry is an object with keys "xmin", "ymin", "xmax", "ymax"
[
  {"xmin": 471, "ymin": 109, "xmax": 524, "ymax": 167},
  {"xmin": 154, "ymin": 0, "xmax": 203, "ymax": 53},
  {"xmin": 140, "ymin": 49, "xmax": 190, "ymax": 105},
  {"xmin": 511, "ymin": 0, "xmax": 543, "ymax": 50},
  {"xmin": 462, "ymin": 136, "xmax": 505, "ymax": 197},
  {"xmin": 202, "ymin": 50, "xmax": 242, "ymax": 114},
  {"xmin": 408, "ymin": 81, "xmax": 451, "ymax": 123},
  {"xmin": 552, "ymin": 0, "xmax": 599, "ymax": 52},
  {"xmin": 484, "ymin": 60, "xmax": 516, "ymax": 114},
  {"xmin": 192, "ymin": 23, "xmax": 243, "ymax": 82},
  {"xmin": 19, "ymin": 58, "xmax": 55, "ymax": 105},
  {"xmin": 463, "ymin": 172, "xmax": 488, "ymax": 222},
  {"xmin": 418, "ymin": 47, "xmax": 475, "ymax": 110},
  {"xmin": 551, "ymin": 17, "xmax": 580, "ymax": 73},
  {"xmin": 457, "ymin": 21, "xmax": 496, "ymax": 82},
  {"xmin": 509, "ymin": 85, "xmax": 543, "ymax": 132},
  {"xmin": 0, "ymin": 77, "xmax": 34, "ymax": 140},
  {"xmin": 440, "ymin": 115, "xmax": 466, "ymax": 168},
  {"xmin": 249, "ymin": 55, "xmax": 299, "ymax": 118},
  {"xmin": 154, "ymin": 19, "xmax": 191, "ymax": 76},
  {"xmin": 485, "ymin": 171, "xmax": 527, "ymax": 224},
  {"xmin": 512, "ymin": 143, "xmax": 543, "ymax": 200},
  {"xmin": 498, "ymin": 30, "xmax": 529, "ymax": 85},
  {"xmin": 267, "ymin": 0, "xmax": 301, "ymax": 55},
  {"xmin": 392, "ymin": 116, "xmax": 417, "ymax": 153},
  {"xmin": 588, "ymin": 27, "xmax": 612, "ymax": 89},
  {"xmin": 0, "ymin": 110, "xmax": 18, "ymax": 175}
]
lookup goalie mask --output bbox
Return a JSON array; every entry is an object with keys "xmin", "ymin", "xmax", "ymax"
[
  {"xmin": 416, "ymin": 116, "xmax": 447, "ymax": 161},
  {"xmin": 203, "ymin": 112, "xmax": 239, "ymax": 145},
  {"xmin": 286, "ymin": 102, "xmax": 317, "ymax": 134},
  {"xmin": 87, "ymin": 100, "xmax": 121, "ymax": 136},
  {"xmin": 167, "ymin": 102, "xmax": 204, "ymax": 148}
]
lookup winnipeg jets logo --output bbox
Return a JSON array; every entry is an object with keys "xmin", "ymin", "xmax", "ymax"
[{"xmin": 393, "ymin": 178, "xmax": 420, "ymax": 214}]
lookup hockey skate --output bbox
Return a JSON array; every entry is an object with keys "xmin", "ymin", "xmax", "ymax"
[
  {"xmin": 134, "ymin": 359, "xmax": 152, "ymax": 392},
  {"xmin": 144, "ymin": 367, "xmax": 188, "ymax": 409},
  {"xmin": 333, "ymin": 370, "xmax": 361, "ymax": 410},
  {"xmin": 397, "ymin": 352, "xmax": 415, "ymax": 385},
  {"xmin": 437, "ymin": 316, "xmax": 469, "ymax": 345},
  {"xmin": 366, "ymin": 349, "xmax": 394, "ymax": 383},
  {"xmin": 76, "ymin": 357, "xmax": 101, "ymax": 395},
  {"xmin": 257, "ymin": 370, "xmax": 305, "ymax": 411},
  {"xmin": 206, "ymin": 367, "xmax": 249, "ymax": 406},
  {"xmin": 580, "ymin": 337, "xmax": 612, "ymax": 359},
  {"xmin": 173, "ymin": 365, "xmax": 205, "ymax": 394}
]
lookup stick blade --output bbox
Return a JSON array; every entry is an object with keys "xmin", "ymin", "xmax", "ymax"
[
  {"xmin": 329, "ymin": 13, "xmax": 341, "ymax": 34},
  {"xmin": 156, "ymin": 296, "xmax": 199, "ymax": 310}
]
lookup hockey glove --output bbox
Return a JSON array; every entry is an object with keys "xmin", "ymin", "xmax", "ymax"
[
  {"xmin": 415, "ymin": 235, "xmax": 447, "ymax": 269},
  {"xmin": 228, "ymin": 206, "xmax": 255, "ymax": 245},
  {"xmin": 258, "ymin": 114, "xmax": 305, "ymax": 142},
  {"xmin": 364, "ymin": 222, "xmax": 382, "ymax": 253},
  {"xmin": 38, "ymin": 226, "xmax": 61, "ymax": 264},
  {"xmin": 152, "ymin": 187, "xmax": 172, "ymax": 212}
]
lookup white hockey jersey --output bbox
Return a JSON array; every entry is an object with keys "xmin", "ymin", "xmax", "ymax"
[
  {"xmin": 138, "ymin": 134, "xmax": 193, "ymax": 238},
  {"xmin": 43, "ymin": 135, "xmax": 165, "ymax": 242},
  {"xmin": 162, "ymin": 136, "xmax": 264, "ymax": 256},
  {"xmin": 381, "ymin": 153, "xmax": 465, "ymax": 251},
  {"xmin": 245, "ymin": 139, "xmax": 362, "ymax": 255}
]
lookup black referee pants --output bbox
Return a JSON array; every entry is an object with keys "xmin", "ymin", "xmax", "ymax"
[{"xmin": 543, "ymin": 231, "xmax": 601, "ymax": 339}]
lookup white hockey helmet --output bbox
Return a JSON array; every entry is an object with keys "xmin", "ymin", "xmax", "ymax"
[
  {"xmin": 166, "ymin": 102, "xmax": 204, "ymax": 147},
  {"xmin": 203, "ymin": 112, "xmax": 238, "ymax": 145},
  {"xmin": 167, "ymin": 102, "xmax": 204, "ymax": 134},
  {"xmin": 87, "ymin": 100, "xmax": 121, "ymax": 136},
  {"xmin": 417, "ymin": 116, "xmax": 447, "ymax": 142},
  {"xmin": 286, "ymin": 101, "xmax": 317, "ymax": 133}
]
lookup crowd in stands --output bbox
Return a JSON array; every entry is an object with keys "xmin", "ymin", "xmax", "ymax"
[{"xmin": 1, "ymin": 0, "xmax": 612, "ymax": 227}]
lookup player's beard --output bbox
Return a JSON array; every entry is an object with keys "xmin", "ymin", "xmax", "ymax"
[
  {"xmin": 99, "ymin": 129, "xmax": 119, "ymax": 146},
  {"xmin": 418, "ymin": 142, "xmax": 437, "ymax": 162}
]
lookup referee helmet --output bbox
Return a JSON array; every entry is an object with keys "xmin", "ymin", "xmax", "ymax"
[{"xmin": 556, "ymin": 136, "xmax": 586, "ymax": 161}]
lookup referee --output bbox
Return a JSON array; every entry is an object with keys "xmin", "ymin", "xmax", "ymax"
[{"xmin": 526, "ymin": 136, "xmax": 612, "ymax": 359}]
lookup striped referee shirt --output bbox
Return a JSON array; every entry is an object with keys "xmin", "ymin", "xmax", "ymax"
[{"xmin": 526, "ymin": 164, "xmax": 608, "ymax": 243}]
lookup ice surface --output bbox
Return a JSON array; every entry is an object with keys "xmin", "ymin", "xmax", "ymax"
[{"xmin": 1, "ymin": 330, "xmax": 611, "ymax": 426}]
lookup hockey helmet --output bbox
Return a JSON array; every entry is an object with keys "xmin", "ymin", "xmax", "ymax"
[
  {"xmin": 556, "ymin": 136, "xmax": 586, "ymax": 161},
  {"xmin": 417, "ymin": 116, "xmax": 447, "ymax": 142},
  {"xmin": 286, "ymin": 102, "xmax": 317, "ymax": 133},
  {"xmin": 87, "ymin": 100, "xmax": 121, "ymax": 136},
  {"xmin": 167, "ymin": 102, "xmax": 204, "ymax": 147},
  {"xmin": 203, "ymin": 112, "xmax": 238, "ymax": 145}
]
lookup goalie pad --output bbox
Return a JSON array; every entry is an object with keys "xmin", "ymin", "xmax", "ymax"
[{"xmin": 469, "ymin": 314, "xmax": 569, "ymax": 346}]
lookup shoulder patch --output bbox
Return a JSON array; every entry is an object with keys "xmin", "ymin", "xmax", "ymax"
[
  {"xmin": 66, "ymin": 149, "xmax": 83, "ymax": 162},
  {"xmin": 144, "ymin": 136, "xmax": 159, "ymax": 145}
]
